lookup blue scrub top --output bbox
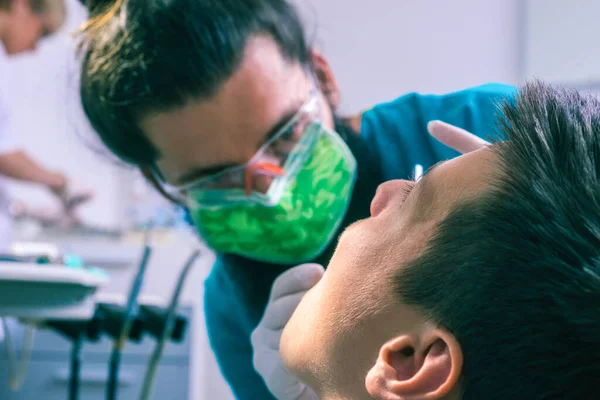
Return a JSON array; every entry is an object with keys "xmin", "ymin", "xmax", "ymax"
[{"xmin": 203, "ymin": 83, "xmax": 517, "ymax": 399}]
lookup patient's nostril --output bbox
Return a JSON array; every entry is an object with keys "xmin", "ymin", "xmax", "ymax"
[{"xmin": 400, "ymin": 347, "xmax": 414, "ymax": 357}]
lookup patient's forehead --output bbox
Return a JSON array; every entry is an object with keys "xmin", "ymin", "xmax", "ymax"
[{"xmin": 414, "ymin": 147, "xmax": 499, "ymax": 225}]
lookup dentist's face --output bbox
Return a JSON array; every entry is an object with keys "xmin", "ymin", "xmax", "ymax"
[
  {"xmin": 281, "ymin": 148, "xmax": 497, "ymax": 398},
  {"xmin": 140, "ymin": 35, "xmax": 336, "ymax": 188}
]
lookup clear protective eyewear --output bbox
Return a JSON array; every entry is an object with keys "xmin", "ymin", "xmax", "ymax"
[{"xmin": 157, "ymin": 88, "xmax": 322, "ymax": 208}]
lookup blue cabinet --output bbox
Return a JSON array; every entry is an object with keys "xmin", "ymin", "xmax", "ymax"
[
  {"xmin": 0, "ymin": 361, "xmax": 188, "ymax": 400},
  {"xmin": 0, "ymin": 308, "xmax": 191, "ymax": 399}
]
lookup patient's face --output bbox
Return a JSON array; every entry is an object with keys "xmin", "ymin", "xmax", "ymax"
[{"xmin": 281, "ymin": 147, "xmax": 498, "ymax": 398}]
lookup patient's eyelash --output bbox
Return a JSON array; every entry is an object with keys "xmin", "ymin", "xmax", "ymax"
[
  {"xmin": 400, "ymin": 181, "xmax": 416, "ymax": 202},
  {"xmin": 398, "ymin": 164, "xmax": 422, "ymax": 202}
]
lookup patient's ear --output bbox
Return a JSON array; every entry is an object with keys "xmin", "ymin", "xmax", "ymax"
[{"xmin": 365, "ymin": 328, "xmax": 463, "ymax": 400}]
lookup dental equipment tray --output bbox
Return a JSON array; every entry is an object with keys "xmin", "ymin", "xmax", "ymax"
[{"xmin": 0, "ymin": 262, "xmax": 108, "ymax": 321}]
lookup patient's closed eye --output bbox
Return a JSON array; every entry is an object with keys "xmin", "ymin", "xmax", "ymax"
[{"xmin": 400, "ymin": 182, "xmax": 416, "ymax": 202}]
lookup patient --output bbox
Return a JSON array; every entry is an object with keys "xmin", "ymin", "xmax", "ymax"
[{"xmin": 280, "ymin": 81, "xmax": 600, "ymax": 400}]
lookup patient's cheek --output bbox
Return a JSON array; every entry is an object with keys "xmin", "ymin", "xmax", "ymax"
[
  {"xmin": 335, "ymin": 223, "xmax": 380, "ymax": 264},
  {"xmin": 280, "ymin": 284, "xmax": 321, "ymax": 367},
  {"xmin": 280, "ymin": 324, "xmax": 296, "ymax": 370}
]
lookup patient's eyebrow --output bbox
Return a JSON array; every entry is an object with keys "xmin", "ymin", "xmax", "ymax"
[
  {"xmin": 410, "ymin": 160, "xmax": 447, "ymax": 217},
  {"xmin": 417, "ymin": 161, "xmax": 445, "ymax": 193}
]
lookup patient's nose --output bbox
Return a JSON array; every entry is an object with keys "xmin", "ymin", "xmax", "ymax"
[{"xmin": 371, "ymin": 180, "xmax": 413, "ymax": 217}]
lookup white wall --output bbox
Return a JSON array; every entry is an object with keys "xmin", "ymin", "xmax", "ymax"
[
  {"xmin": 297, "ymin": 0, "xmax": 521, "ymax": 114},
  {"xmin": 524, "ymin": 0, "xmax": 600, "ymax": 85},
  {"xmin": 0, "ymin": 1, "xmax": 521, "ymax": 399}
]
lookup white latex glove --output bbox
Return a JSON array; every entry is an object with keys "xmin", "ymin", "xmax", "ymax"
[
  {"xmin": 251, "ymin": 263, "xmax": 325, "ymax": 400},
  {"xmin": 427, "ymin": 120, "xmax": 491, "ymax": 154}
]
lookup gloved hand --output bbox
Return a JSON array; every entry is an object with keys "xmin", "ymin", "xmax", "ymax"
[
  {"xmin": 251, "ymin": 263, "xmax": 325, "ymax": 400},
  {"xmin": 427, "ymin": 120, "xmax": 491, "ymax": 154}
]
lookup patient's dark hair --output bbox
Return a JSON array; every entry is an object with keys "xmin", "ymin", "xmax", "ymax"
[
  {"xmin": 397, "ymin": 81, "xmax": 600, "ymax": 399},
  {"xmin": 77, "ymin": 0, "xmax": 310, "ymax": 166}
]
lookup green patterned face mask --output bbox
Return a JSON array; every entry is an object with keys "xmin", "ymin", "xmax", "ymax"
[{"xmin": 189, "ymin": 123, "xmax": 357, "ymax": 264}]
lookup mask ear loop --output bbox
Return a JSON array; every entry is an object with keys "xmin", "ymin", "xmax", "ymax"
[{"xmin": 244, "ymin": 162, "xmax": 285, "ymax": 196}]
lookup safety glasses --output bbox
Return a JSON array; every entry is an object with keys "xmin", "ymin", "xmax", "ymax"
[{"xmin": 155, "ymin": 88, "xmax": 322, "ymax": 208}]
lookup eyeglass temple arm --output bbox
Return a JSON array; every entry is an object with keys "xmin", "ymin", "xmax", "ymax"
[{"xmin": 140, "ymin": 166, "xmax": 185, "ymax": 206}]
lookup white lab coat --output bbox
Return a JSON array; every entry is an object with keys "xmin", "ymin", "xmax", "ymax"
[
  {"xmin": 0, "ymin": 90, "xmax": 20, "ymax": 343},
  {"xmin": 0, "ymin": 91, "xmax": 19, "ymax": 252}
]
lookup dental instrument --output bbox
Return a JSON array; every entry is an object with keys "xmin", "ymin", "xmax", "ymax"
[
  {"xmin": 413, "ymin": 164, "xmax": 423, "ymax": 182},
  {"xmin": 69, "ymin": 327, "xmax": 84, "ymax": 400},
  {"xmin": 139, "ymin": 249, "xmax": 200, "ymax": 400},
  {"xmin": 106, "ymin": 225, "xmax": 153, "ymax": 400},
  {"xmin": 1, "ymin": 319, "xmax": 35, "ymax": 392}
]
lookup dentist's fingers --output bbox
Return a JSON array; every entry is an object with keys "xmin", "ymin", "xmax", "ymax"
[
  {"xmin": 252, "ymin": 264, "xmax": 323, "ymax": 400},
  {"xmin": 269, "ymin": 263, "xmax": 325, "ymax": 301},
  {"xmin": 427, "ymin": 120, "xmax": 490, "ymax": 154},
  {"xmin": 261, "ymin": 291, "xmax": 309, "ymax": 331}
]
